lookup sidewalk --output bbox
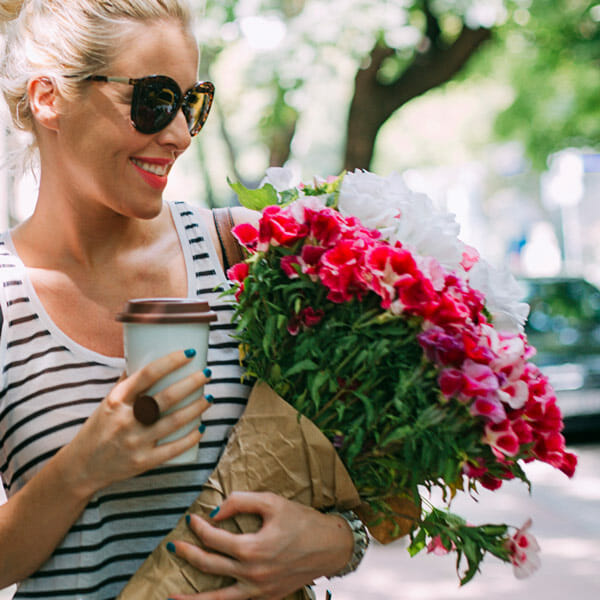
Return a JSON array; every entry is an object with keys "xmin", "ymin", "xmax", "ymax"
[{"xmin": 314, "ymin": 443, "xmax": 600, "ymax": 600}]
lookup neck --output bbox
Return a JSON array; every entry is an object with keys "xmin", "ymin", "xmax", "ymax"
[{"xmin": 12, "ymin": 175, "xmax": 169, "ymax": 272}]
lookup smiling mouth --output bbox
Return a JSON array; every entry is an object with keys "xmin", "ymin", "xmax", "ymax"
[{"xmin": 130, "ymin": 158, "xmax": 170, "ymax": 176}]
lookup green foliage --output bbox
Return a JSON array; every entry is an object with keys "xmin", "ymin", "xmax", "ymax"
[
  {"xmin": 227, "ymin": 179, "xmax": 280, "ymax": 210},
  {"xmin": 493, "ymin": 0, "xmax": 600, "ymax": 169},
  {"xmin": 410, "ymin": 508, "xmax": 511, "ymax": 585}
]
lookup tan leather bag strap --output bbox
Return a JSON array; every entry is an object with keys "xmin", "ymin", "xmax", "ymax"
[{"xmin": 212, "ymin": 207, "xmax": 245, "ymax": 274}]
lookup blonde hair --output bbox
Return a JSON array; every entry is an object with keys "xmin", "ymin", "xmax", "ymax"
[{"xmin": 0, "ymin": 0, "xmax": 193, "ymax": 171}]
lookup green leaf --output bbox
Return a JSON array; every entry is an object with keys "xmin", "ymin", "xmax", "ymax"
[
  {"xmin": 284, "ymin": 359, "xmax": 320, "ymax": 377},
  {"xmin": 407, "ymin": 527, "xmax": 426, "ymax": 557},
  {"xmin": 228, "ymin": 178, "xmax": 278, "ymax": 211}
]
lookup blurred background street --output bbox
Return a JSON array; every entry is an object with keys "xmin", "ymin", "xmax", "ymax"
[{"xmin": 314, "ymin": 442, "xmax": 600, "ymax": 600}]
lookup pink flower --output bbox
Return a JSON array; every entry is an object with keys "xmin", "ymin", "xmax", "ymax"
[
  {"xmin": 484, "ymin": 419, "xmax": 520, "ymax": 457},
  {"xmin": 470, "ymin": 394, "xmax": 507, "ymax": 423},
  {"xmin": 506, "ymin": 519, "xmax": 541, "ymax": 579},
  {"xmin": 559, "ymin": 451, "xmax": 578, "ymax": 478},
  {"xmin": 462, "ymin": 458, "xmax": 488, "ymax": 479},
  {"xmin": 427, "ymin": 535, "xmax": 454, "ymax": 555},
  {"xmin": 462, "ymin": 327, "xmax": 496, "ymax": 364},
  {"xmin": 309, "ymin": 209, "xmax": 343, "ymax": 246},
  {"xmin": 227, "ymin": 262, "xmax": 249, "ymax": 301},
  {"xmin": 280, "ymin": 255, "xmax": 301, "ymax": 278},
  {"xmin": 300, "ymin": 306, "xmax": 324, "ymax": 327},
  {"xmin": 417, "ymin": 325, "xmax": 466, "ymax": 366},
  {"xmin": 511, "ymin": 419, "xmax": 534, "ymax": 445},
  {"xmin": 438, "ymin": 368, "xmax": 463, "ymax": 398},
  {"xmin": 232, "ymin": 222, "xmax": 259, "ymax": 251},
  {"xmin": 318, "ymin": 241, "xmax": 367, "ymax": 303},
  {"xmin": 395, "ymin": 275, "xmax": 438, "ymax": 317},
  {"xmin": 258, "ymin": 205, "xmax": 308, "ymax": 250},
  {"xmin": 226, "ymin": 261, "xmax": 249, "ymax": 283},
  {"xmin": 460, "ymin": 244, "xmax": 479, "ymax": 271},
  {"xmin": 461, "ymin": 360, "xmax": 499, "ymax": 397}
]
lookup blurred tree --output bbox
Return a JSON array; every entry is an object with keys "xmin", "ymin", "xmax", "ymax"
[
  {"xmin": 193, "ymin": 0, "xmax": 597, "ymax": 192},
  {"xmin": 344, "ymin": 1, "xmax": 493, "ymax": 170},
  {"xmin": 196, "ymin": 0, "xmax": 509, "ymax": 179},
  {"xmin": 493, "ymin": 0, "xmax": 600, "ymax": 170}
]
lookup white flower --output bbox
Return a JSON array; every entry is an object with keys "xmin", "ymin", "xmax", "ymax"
[
  {"xmin": 338, "ymin": 170, "xmax": 466, "ymax": 272},
  {"xmin": 338, "ymin": 169, "xmax": 404, "ymax": 234},
  {"xmin": 506, "ymin": 519, "xmax": 541, "ymax": 579},
  {"xmin": 260, "ymin": 166, "xmax": 298, "ymax": 192},
  {"xmin": 468, "ymin": 260, "xmax": 530, "ymax": 333}
]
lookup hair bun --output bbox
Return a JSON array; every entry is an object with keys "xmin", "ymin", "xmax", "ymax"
[{"xmin": 0, "ymin": 0, "xmax": 25, "ymax": 23}]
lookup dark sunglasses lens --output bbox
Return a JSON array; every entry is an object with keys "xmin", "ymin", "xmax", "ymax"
[
  {"xmin": 183, "ymin": 83, "xmax": 214, "ymax": 136},
  {"xmin": 131, "ymin": 77, "xmax": 180, "ymax": 134}
]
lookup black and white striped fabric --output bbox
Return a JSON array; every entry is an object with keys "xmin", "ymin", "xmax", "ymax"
[{"xmin": 0, "ymin": 202, "xmax": 250, "ymax": 599}]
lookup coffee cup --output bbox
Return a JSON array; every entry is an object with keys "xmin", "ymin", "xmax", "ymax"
[{"xmin": 116, "ymin": 298, "xmax": 217, "ymax": 464}]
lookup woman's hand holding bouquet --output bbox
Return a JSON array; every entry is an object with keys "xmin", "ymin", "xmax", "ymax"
[{"xmin": 226, "ymin": 168, "xmax": 577, "ymax": 584}]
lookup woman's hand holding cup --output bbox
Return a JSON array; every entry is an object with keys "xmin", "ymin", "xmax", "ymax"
[{"xmin": 63, "ymin": 348, "xmax": 213, "ymax": 499}]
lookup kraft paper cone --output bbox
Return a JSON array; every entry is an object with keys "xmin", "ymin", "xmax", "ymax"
[{"xmin": 117, "ymin": 381, "xmax": 360, "ymax": 600}]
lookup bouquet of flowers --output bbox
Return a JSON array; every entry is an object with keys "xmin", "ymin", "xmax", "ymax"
[
  {"xmin": 119, "ymin": 168, "xmax": 577, "ymax": 598},
  {"xmin": 224, "ymin": 168, "xmax": 577, "ymax": 584}
]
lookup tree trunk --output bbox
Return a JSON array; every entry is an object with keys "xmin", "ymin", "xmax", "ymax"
[{"xmin": 344, "ymin": 25, "xmax": 493, "ymax": 171}]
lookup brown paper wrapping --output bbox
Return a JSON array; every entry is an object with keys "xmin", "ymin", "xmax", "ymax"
[
  {"xmin": 355, "ymin": 495, "xmax": 421, "ymax": 544},
  {"xmin": 117, "ymin": 381, "xmax": 361, "ymax": 599}
]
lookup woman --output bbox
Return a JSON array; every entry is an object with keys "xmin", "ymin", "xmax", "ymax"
[{"xmin": 0, "ymin": 1, "xmax": 360, "ymax": 598}]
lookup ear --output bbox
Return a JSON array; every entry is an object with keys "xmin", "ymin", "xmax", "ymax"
[{"xmin": 27, "ymin": 76, "xmax": 61, "ymax": 132}]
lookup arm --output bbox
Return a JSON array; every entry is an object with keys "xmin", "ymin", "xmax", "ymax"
[{"xmin": 0, "ymin": 350, "xmax": 212, "ymax": 588}]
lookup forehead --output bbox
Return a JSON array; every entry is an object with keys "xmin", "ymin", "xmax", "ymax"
[{"xmin": 110, "ymin": 19, "xmax": 199, "ymax": 87}]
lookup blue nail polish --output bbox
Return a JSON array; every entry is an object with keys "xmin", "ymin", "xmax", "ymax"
[
  {"xmin": 199, "ymin": 423, "xmax": 206, "ymax": 434},
  {"xmin": 184, "ymin": 348, "xmax": 197, "ymax": 358},
  {"xmin": 185, "ymin": 514, "xmax": 191, "ymax": 526},
  {"xmin": 203, "ymin": 367, "xmax": 212, "ymax": 378},
  {"xmin": 209, "ymin": 506, "xmax": 220, "ymax": 518},
  {"xmin": 166, "ymin": 541, "xmax": 176, "ymax": 554},
  {"xmin": 205, "ymin": 394, "xmax": 214, "ymax": 403}
]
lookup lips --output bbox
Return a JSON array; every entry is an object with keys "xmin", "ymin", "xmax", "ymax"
[{"xmin": 130, "ymin": 157, "xmax": 173, "ymax": 190}]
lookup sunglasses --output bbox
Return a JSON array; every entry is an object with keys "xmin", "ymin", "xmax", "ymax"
[{"xmin": 86, "ymin": 74, "xmax": 214, "ymax": 136}]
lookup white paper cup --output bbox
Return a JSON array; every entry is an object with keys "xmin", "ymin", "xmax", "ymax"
[{"xmin": 116, "ymin": 298, "xmax": 217, "ymax": 464}]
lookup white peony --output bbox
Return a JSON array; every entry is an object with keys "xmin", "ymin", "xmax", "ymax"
[
  {"xmin": 468, "ymin": 260, "xmax": 530, "ymax": 334},
  {"xmin": 338, "ymin": 169, "xmax": 466, "ymax": 272}
]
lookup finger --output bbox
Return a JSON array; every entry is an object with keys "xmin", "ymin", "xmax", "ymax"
[
  {"xmin": 169, "ymin": 539, "xmax": 241, "ymax": 579},
  {"xmin": 155, "ymin": 367, "xmax": 212, "ymax": 412},
  {"xmin": 212, "ymin": 491, "xmax": 280, "ymax": 522},
  {"xmin": 145, "ymin": 424, "xmax": 204, "ymax": 466},
  {"xmin": 122, "ymin": 349, "xmax": 196, "ymax": 402},
  {"xmin": 150, "ymin": 393, "xmax": 212, "ymax": 441},
  {"xmin": 187, "ymin": 512, "xmax": 258, "ymax": 562}
]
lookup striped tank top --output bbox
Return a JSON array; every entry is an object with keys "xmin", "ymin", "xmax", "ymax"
[{"xmin": 0, "ymin": 201, "xmax": 250, "ymax": 599}]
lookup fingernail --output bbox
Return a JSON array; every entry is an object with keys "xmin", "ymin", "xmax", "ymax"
[
  {"xmin": 205, "ymin": 394, "xmax": 214, "ymax": 403},
  {"xmin": 209, "ymin": 506, "xmax": 220, "ymax": 518},
  {"xmin": 166, "ymin": 541, "xmax": 176, "ymax": 554},
  {"xmin": 203, "ymin": 367, "xmax": 212, "ymax": 378},
  {"xmin": 184, "ymin": 348, "xmax": 197, "ymax": 358},
  {"xmin": 199, "ymin": 423, "xmax": 206, "ymax": 434},
  {"xmin": 185, "ymin": 514, "xmax": 191, "ymax": 526}
]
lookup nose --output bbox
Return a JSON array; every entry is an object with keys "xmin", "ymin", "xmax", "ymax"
[{"xmin": 157, "ymin": 106, "xmax": 192, "ymax": 151}]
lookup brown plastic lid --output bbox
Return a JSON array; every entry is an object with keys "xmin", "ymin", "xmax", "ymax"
[{"xmin": 115, "ymin": 298, "xmax": 218, "ymax": 324}]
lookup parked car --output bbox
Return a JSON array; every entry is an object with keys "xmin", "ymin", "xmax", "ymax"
[{"xmin": 519, "ymin": 276, "xmax": 600, "ymax": 442}]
